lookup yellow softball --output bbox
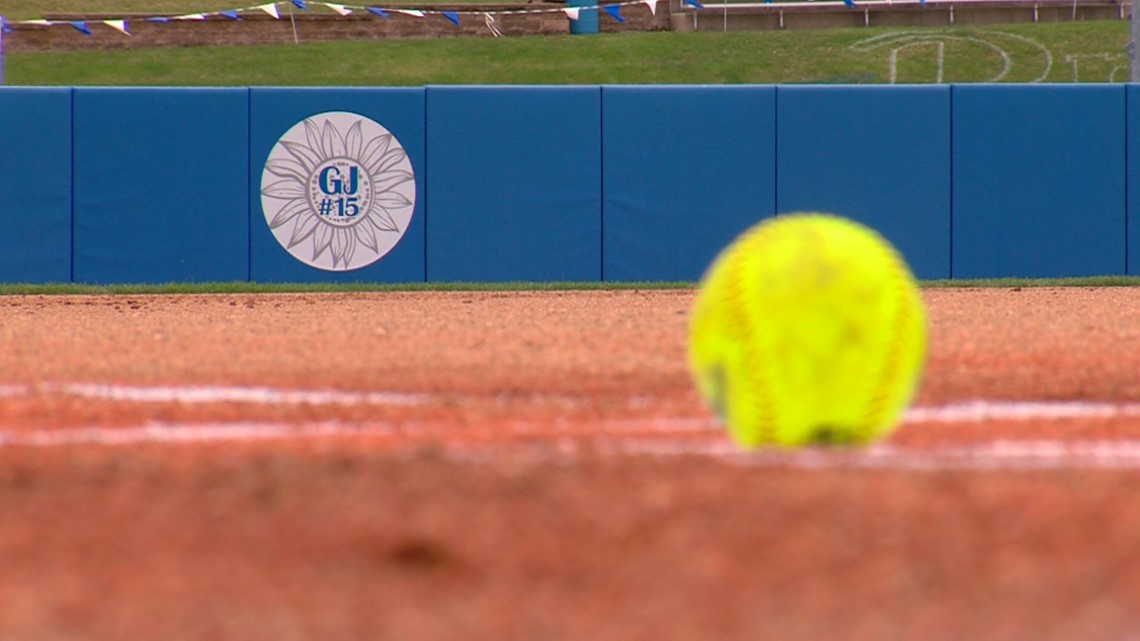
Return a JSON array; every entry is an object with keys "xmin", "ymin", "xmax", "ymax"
[{"xmin": 688, "ymin": 213, "xmax": 927, "ymax": 448}]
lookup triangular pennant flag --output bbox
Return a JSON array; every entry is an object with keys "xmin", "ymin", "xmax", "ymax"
[
  {"xmin": 842, "ymin": 0, "xmax": 855, "ymax": 7},
  {"xmin": 175, "ymin": 13, "xmax": 207, "ymax": 20},
  {"xmin": 69, "ymin": 21, "xmax": 92, "ymax": 35},
  {"xmin": 367, "ymin": 6, "xmax": 389, "ymax": 17},
  {"xmin": 145, "ymin": 16, "xmax": 172, "ymax": 22},
  {"xmin": 397, "ymin": 9, "xmax": 426, "ymax": 17},
  {"xmin": 292, "ymin": 0, "xmax": 309, "ymax": 8},
  {"xmin": 326, "ymin": 3, "xmax": 352, "ymax": 15},
  {"xmin": 441, "ymin": 10, "xmax": 460, "ymax": 25},
  {"xmin": 641, "ymin": 0, "xmax": 658, "ymax": 15},
  {"xmin": 0, "ymin": 16, "xmax": 11, "ymax": 33},
  {"xmin": 26, "ymin": 19, "xmax": 53, "ymax": 25},
  {"xmin": 483, "ymin": 12, "xmax": 503, "ymax": 36},
  {"xmin": 103, "ymin": 19, "xmax": 130, "ymax": 36},
  {"xmin": 563, "ymin": 7, "xmax": 581, "ymax": 20},
  {"xmin": 220, "ymin": 10, "xmax": 241, "ymax": 20},
  {"xmin": 259, "ymin": 3, "xmax": 281, "ymax": 18},
  {"xmin": 685, "ymin": 0, "xmax": 705, "ymax": 8},
  {"xmin": 603, "ymin": 4, "xmax": 625, "ymax": 22}
]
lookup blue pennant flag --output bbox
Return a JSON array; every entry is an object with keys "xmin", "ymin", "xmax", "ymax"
[
  {"xmin": 220, "ymin": 10, "xmax": 241, "ymax": 19},
  {"xmin": 441, "ymin": 10, "xmax": 460, "ymax": 25},
  {"xmin": 367, "ymin": 6, "xmax": 390, "ymax": 18},
  {"xmin": 842, "ymin": 0, "xmax": 856, "ymax": 7},
  {"xmin": 69, "ymin": 21, "xmax": 93, "ymax": 35},
  {"xmin": 291, "ymin": 0, "xmax": 309, "ymax": 9},
  {"xmin": 145, "ymin": 16, "xmax": 172, "ymax": 22},
  {"xmin": 0, "ymin": 16, "xmax": 11, "ymax": 33},
  {"xmin": 603, "ymin": 5, "xmax": 625, "ymax": 22},
  {"xmin": 685, "ymin": 0, "xmax": 705, "ymax": 8}
]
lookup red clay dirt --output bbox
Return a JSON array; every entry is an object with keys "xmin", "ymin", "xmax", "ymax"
[{"xmin": 2, "ymin": 287, "xmax": 1140, "ymax": 641}]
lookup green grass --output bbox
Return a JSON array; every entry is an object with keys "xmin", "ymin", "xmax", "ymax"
[{"xmin": 3, "ymin": 21, "xmax": 1131, "ymax": 85}]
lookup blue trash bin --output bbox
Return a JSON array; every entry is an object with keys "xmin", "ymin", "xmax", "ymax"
[{"xmin": 567, "ymin": 0, "xmax": 598, "ymax": 34}]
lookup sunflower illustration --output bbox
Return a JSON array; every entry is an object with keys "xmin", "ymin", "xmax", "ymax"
[{"xmin": 261, "ymin": 112, "xmax": 416, "ymax": 271}]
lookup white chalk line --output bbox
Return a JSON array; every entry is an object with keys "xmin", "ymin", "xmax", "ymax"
[
  {"xmin": 44, "ymin": 383, "xmax": 430, "ymax": 406},
  {"xmin": 0, "ymin": 383, "xmax": 1139, "ymax": 468},
  {"xmin": 0, "ymin": 421, "xmax": 394, "ymax": 447},
  {"xmin": 6, "ymin": 421, "xmax": 1140, "ymax": 470},
  {"xmin": 589, "ymin": 439, "xmax": 1140, "ymax": 471},
  {"xmin": 3, "ymin": 382, "xmax": 1140, "ymax": 423}
]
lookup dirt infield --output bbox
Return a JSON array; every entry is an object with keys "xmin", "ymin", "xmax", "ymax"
[{"xmin": 3, "ymin": 287, "xmax": 1140, "ymax": 640}]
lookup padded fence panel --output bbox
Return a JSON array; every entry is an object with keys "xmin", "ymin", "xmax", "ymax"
[
  {"xmin": 602, "ymin": 85, "xmax": 776, "ymax": 282},
  {"xmin": 1129, "ymin": 85, "xmax": 1140, "ymax": 276},
  {"xmin": 426, "ymin": 86, "xmax": 602, "ymax": 282},
  {"xmin": 73, "ymin": 88, "xmax": 250, "ymax": 284},
  {"xmin": 952, "ymin": 85, "xmax": 1126, "ymax": 279},
  {"xmin": 0, "ymin": 88, "xmax": 72, "ymax": 283},
  {"xmin": 250, "ymin": 88, "xmax": 426, "ymax": 283},
  {"xmin": 777, "ymin": 85, "xmax": 951, "ymax": 280}
]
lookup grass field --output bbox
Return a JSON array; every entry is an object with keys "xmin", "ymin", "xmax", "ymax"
[{"xmin": 2, "ymin": 19, "xmax": 1131, "ymax": 85}]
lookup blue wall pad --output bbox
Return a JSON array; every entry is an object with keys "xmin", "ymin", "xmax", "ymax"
[
  {"xmin": 602, "ymin": 85, "xmax": 777, "ymax": 282},
  {"xmin": 1129, "ymin": 85, "xmax": 1140, "ymax": 276},
  {"xmin": 952, "ymin": 84, "xmax": 1126, "ymax": 279},
  {"xmin": 249, "ymin": 88, "xmax": 426, "ymax": 283},
  {"xmin": 0, "ymin": 88, "xmax": 72, "ymax": 283},
  {"xmin": 777, "ymin": 85, "xmax": 951, "ymax": 280},
  {"xmin": 72, "ymin": 88, "xmax": 251, "ymax": 284},
  {"xmin": 426, "ymin": 86, "xmax": 602, "ymax": 282}
]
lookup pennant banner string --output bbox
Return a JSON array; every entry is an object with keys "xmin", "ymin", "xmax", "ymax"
[{"xmin": 0, "ymin": 0, "xmax": 875, "ymax": 37}]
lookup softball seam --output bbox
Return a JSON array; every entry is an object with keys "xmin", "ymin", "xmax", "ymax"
[{"xmin": 861, "ymin": 246, "xmax": 921, "ymax": 440}]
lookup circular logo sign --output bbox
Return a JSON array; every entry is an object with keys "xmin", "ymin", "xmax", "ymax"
[{"xmin": 261, "ymin": 112, "xmax": 415, "ymax": 271}]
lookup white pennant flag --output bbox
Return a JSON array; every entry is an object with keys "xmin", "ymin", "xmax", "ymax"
[
  {"xmin": 103, "ymin": 19, "xmax": 130, "ymax": 35},
  {"xmin": 641, "ymin": 0, "xmax": 659, "ymax": 14},
  {"xmin": 563, "ymin": 7, "xmax": 581, "ymax": 19},
  {"xmin": 397, "ymin": 9, "xmax": 425, "ymax": 17},
  {"xmin": 325, "ymin": 3, "xmax": 352, "ymax": 15},
  {"xmin": 26, "ymin": 19, "xmax": 53, "ymax": 25},
  {"xmin": 483, "ymin": 12, "xmax": 503, "ymax": 37},
  {"xmin": 258, "ymin": 3, "xmax": 281, "ymax": 18},
  {"xmin": 175, "ymin": 13, "xmax": 207, "ymax": 20}
]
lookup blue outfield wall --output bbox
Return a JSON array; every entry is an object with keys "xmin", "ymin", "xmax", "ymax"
[
  {"xmin": 425, "ymin": 86, "xmax": 603, "ymax": 282},
  {"xmin": 0, "ymin": 88, "xmax": 72, "ymax": 283},
  {"xmin": 0, "ymin": 84, "xmax": 1138, "ymax": 283},
  {"xmin": 1129, "ymin": 85, "xmax": 1140, "ymax": 276},
  {"xmin": 951, "ymin": 84, "xmax": 1126, "ymax": 279},
  {"xmin": 602, "ymin": 85, "xmax": 776, "ymax": 282},
  {"xmin": 776, "ymin": 85, "xmax": 952, "ymax": 281},
  {"xmin": 73, "ymin": 88, "xmax": 251, "ymax": 284}
]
